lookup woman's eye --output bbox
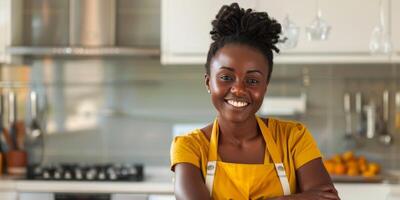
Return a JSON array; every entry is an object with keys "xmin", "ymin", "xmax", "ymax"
[
  {"xmin": 247, "ymin": 79, "xmax": 259, "ymax": 85},
  {"xmin": 220, "ymin": 75, "xmax": 233, "ymax": 81}
]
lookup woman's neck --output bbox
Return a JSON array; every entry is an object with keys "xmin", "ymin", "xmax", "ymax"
[{"xmin": 217, "ymin": 115, "xmax": 260, "ymax": 145}]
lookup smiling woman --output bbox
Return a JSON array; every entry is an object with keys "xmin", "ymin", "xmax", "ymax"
[{"xmin": 170, "ymin": 3, "xmax": 340, "ymax": 200}]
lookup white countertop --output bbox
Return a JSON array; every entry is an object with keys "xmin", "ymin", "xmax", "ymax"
[
  {"xmin": 0, "ymin": 166, "xmax": 174, "ymax": 194},
  {"xmin": 2, "ymin": 166, "xmax": 400, "ymax": 197}
]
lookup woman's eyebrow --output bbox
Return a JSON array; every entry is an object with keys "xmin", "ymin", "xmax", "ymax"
[
  {"xmin": 219, "ymin": 66, "xmax": 264, "ymax": 75},
  {"xmin": 247, "ymin": 69, "xmax": 264, "ymax": 75},
  {"xmin": 220, "ymin": 66, "xmax": 234, "ymax": 71}
]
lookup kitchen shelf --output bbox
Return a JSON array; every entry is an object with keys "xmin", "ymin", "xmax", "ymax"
[
  {"xmin": 162, "ymin": 53, "xmax": 393, "ymax": 65},
  {"xmin": 6, "ymin": 46, "xmax": 160, "ymax": 57}
]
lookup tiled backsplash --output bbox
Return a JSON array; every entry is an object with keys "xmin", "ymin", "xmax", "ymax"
[{"xmin": 25, "ymin": 58, "xmax": 400, "ymax": 169}]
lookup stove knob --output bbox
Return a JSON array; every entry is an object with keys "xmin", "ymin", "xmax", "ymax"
[
  {"xmin": 54, "ymin": 171, "xmax": 61, "ymax": 179},
  {"xmin": 34, "ymin": 166, "xmax": 43, "ymax": 175},
  {"xmin": 109, "ymin": 173, "xmax": 117, "ymax": 180},
  {"xmin": 121, "ymin": 168, "xmax": 128, "ymax": 176},
  {"xmin": 98, "ymin": 172, "xmax": 106, "ymax": 180},
  {"xmin": 86, "ymin": 172, "xmax": 96, "ymax": 180},
  {"xmin": 75, "ymin": 171, "xmax": 83, "ymax": 180},
  {"xmin": 64, "ymin": 172, "xmax": 72, "ymax": 180},
  {"xmin": 107, "ymin": 168, "xmax": 115, "ymax": 174},
  {"xmin": 128, "ymin": 167, "xmax": 137, "ymax": 175},
  {"xmin": 43, "ymin": 171, "xmax": 50, "ymax": 179}
]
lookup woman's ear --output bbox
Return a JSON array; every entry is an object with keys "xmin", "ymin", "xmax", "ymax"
[{"xmin": 204, "ymin": 73, "xmax": 210, "ymax": 93}]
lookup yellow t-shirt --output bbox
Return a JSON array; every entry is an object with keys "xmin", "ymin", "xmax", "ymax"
[{"xmin": 170, "ymin": 118, "xmax": 322, "ymax": 193}]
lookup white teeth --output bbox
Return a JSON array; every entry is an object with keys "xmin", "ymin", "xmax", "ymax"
[{"xmin": 227, "ymin": 100, "xmax": 248, "ymax": 108}]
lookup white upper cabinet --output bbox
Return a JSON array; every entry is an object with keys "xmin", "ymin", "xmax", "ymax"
[
  {"xmin": 0, "ymin": 0, "xmax": 12, "ymax": 63},
  {"xmin": 162, "ymin": 0, "xmax": 392, "ymax": 64},
  {"xmin": 161, "ymin": 0, "xmax": 257, "ymax": 64},
  {"xmin": 259, "ymin": 0, "xmax": 381, "ymax": 53},
  {"xmin": 391, "ymin": 0, "xmax": 400, "ymax": 61},
  {"xmin": 259, "ymin": 0, "xmax": 391, "ymax": 63},
  {"xmin": 0, "ymin": 0, "xmax": 23, "ymax": 64}
]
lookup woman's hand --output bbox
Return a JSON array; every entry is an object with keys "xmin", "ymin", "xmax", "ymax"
[{"xmin": 268, "ymin": 184, "xmax": 340, "ymax": 200}]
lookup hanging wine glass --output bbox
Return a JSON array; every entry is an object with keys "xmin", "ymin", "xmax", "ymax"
[
  {"xmin": 279, "ymin": 15, "xmax": 300, "ymax": 49},
  {"xmin": 306, "ymin": 0, "xmax": 331, "ymax": 41},
  {"xmin": 369, "ymin": 0, "xmax": 392, "ymax": 54}
]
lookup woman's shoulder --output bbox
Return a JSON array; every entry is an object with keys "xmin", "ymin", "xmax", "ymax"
[
  {"xmin": 263, "ymin": 117, "xmax": 306, "ymax": 131},
  {"xmin": 173, "ymin": 126, "xmax": 211, "ymax": 148},
  {"xmin": 262, "ymin": 117, "xmax": 309, "ymax": 141}
]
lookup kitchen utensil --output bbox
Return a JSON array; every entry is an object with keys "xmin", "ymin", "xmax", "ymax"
[
  {"xmin": 27, "ymin": 90, "xmax": 46, "ymax": 165},
  {"xmin": 6, "ymin": 150, "xmax": 27, "ymax": 175},
  {"xmin": 369, "ymin": 0, "xmax": 392, "ymax": 54},
  {"xmin": 0, "ymin": 152, "xmax": 3, "ymax": 174},
  {"xmin": 279, "ymin": 15, "xmax": 300, "ymax": 49},
  {"xmin": 395, "ymin": 92, "xmax": 400, "ymax": 129},
  {"xmin": 2, "ymin": 129, "xmax": 14, "ymax": 151},
  {"xmin": 0, "ymin": 94, "xmax": 4, "ymax": 152},
  {"xmin": 16, "ymin": 121, "xmax": 25, "ymax": 151},
  {"xmin": 1, "ymin": 93, "xmax": 12, "ymax": 151},
  {"xmin": 379, "ymin": 90, "xmax": 393, "ymax": 145},
  {"xmin": 306, "ymin": 0, "xmax": 331, "ymax": 41},
  {"xmin": 344, "ymin": 93, "xmax": 352, "ymax": 138},
  {"xmin": 355, "ymin": 92, "xmax": 365, "ymax": 137},
  {"xmin": 28, "ymin": 91, "xmax": 43, "ymax": 140},
  {"xmin": 364, "ymin": 101, "xmax": 377, "ymax": 139},
  {"xmin": 1, "ymin": 93, "xmax": 13, "ymax": 151},
  {"xmin": 8, "ymin": 91, "xmax": 18, "ymax": 150}
]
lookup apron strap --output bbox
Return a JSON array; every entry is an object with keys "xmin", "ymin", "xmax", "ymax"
[
  {"xmin": 205, "ymin": 119, "xmax": 219, "ymax": 197},
  {"xmin": 257, "ymin": 116, "xmax": 291, "ymax": 195},
  {"xmin": 275, "ymin": 163, "xmax": 291, "ymax": 195},
  {"xmin": 205, "ymin": 161, "xmax": 217, "ymax": 197}
]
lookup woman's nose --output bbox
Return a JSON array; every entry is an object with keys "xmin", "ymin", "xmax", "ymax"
[{"xmin": 230, "ymin": 81, "xmax": 246, "ymax": 96}]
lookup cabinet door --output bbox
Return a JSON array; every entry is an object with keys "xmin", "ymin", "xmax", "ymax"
[
  {"xmin": 0, "ymin": 192, "xmax": 17, "ymax": 200},
  {"xmin": 148, "ymin": 194, "xmax": 175, "ymax": 200},
  {"xmin": 0, "ymin": 0, "xmax": 11, "ymax": 63},
  {"xmin": 162, "ymin": 0, "xmax": 388, "ymax": 64},
  {"xmin": 0, "ymin": 0, "xmax": 23, "ymax": 64},
  {"xmin": 335, "ymin": 184, "xmax": 390, "ymax": 200},
  {"xmin": 258, "ymin": 0, "xmax": 382, "ymax": 54},
  {"xmin": 391, "ymin": 0, "xmax": 400, "ymax": 61},
  {"xmin": 161, "ymin": 0, "xmax": 257, "ymax": 64}
]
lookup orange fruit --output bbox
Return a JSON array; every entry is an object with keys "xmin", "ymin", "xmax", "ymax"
[
  {"xmin": 368, "ymin": 163, "xmax": 380, "ymax": 174},
  {"xmin": 359, "ymin": 163, "xmax": 368, "ymax": 172},
  {"xmin": 332, "ymin": 154, "xmax": 343, "ymax": 164},
  {"xmin": 347, "ymin": 167, "xmax": 359, "ymax": 176},
  {"xmin": 342, "ymin": 151, "xmax": 354, "ymax": 161},
  {"xmin": 358, "ymin": 156, "xmax": 367, "ymax": 166},
  {"xmin": 334, "ymin": 163, "xmax": 347, "ymax": 175},
  {"xmin": 346, "ymin": 160, "xmax": 358, "ymax": 169},
  {"xmin": 323, "ymin": 160, "xmax": 335, "ymax": 174},
  {"xmin": 362, "ymin": 170, "xmax": 375, "ymax": 177}
]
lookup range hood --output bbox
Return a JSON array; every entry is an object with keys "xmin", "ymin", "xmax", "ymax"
[
  {"xmin": 70, "ymin": 0, "xmax": 116, "ymax": 46},
  {"xmin": 6, "ymin": 0, "xmax": 159, "ymax": 57}
]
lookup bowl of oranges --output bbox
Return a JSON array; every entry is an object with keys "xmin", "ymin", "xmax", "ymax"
[{"xmin": 323, "ymin": 151, "xmax": 382, "ymax": 182}]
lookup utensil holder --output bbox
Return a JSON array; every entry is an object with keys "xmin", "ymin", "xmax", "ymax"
[
  {"xmin": 6, "ymin": 150, "xmax": 27, "ymax": 175},
  {"xmin": 0, "ymin": 152, "xmax": 3, "ymax": 175}
]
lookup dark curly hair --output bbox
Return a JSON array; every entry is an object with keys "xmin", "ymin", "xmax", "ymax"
[{"xmin": 205, "ymin": 3, "xmax": 282, "ymax": 83}]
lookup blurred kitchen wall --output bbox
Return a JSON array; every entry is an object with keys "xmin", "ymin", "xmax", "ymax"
[{"xmin": 27, "ymin": 58, "xmax": 400, "ymax": 169}]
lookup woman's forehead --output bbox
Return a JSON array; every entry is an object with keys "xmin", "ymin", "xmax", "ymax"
[{"xmin": 210, "ymin": 44, "xmax": 269, "ymax": 74}]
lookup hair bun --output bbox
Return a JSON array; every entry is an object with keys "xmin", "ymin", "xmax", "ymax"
[{"xmin": 210, "ymin": 3, "xmax": 282, "ymax": 53}]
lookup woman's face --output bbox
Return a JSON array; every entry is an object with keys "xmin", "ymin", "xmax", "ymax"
[{"xmin": 206, "ymin": 43, "xmax": 269, "ymax": 123}]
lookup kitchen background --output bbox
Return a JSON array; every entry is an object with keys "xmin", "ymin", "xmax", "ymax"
[{"xmin": 1, "ymin": 0, "xmax": 400, "ymax": 172}]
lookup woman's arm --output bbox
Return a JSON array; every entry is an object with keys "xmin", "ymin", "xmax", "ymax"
[
  {"xmin": 174, "ymin": 163, "xmax": 211, "ymax": 200},
  {"xmin": 270, "ymin": 158, "xmax": 340, "ymax": 200}
]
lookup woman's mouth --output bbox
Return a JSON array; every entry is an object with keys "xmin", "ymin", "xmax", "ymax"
[{"xmin": 226, "ymin": 99, "xmax": 249, "ymax": 108}]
